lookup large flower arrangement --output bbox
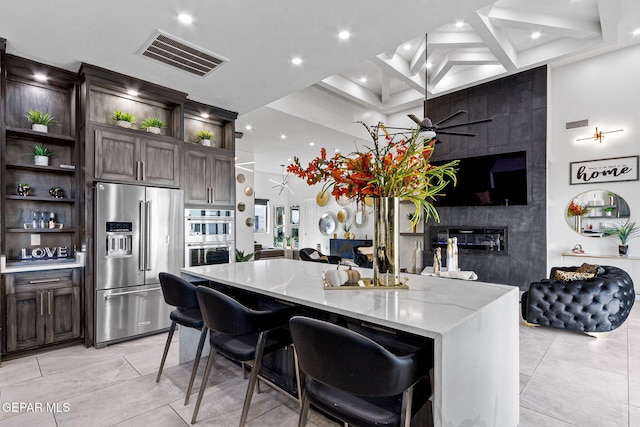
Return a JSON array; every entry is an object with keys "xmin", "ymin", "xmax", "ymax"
[
  {"xmin": 287, "ymin": 122, "xmax": 458, "ymax": 226},
  {"xmin": 567, "ymin": 200, "xmax": 589, "ymax": 217}
]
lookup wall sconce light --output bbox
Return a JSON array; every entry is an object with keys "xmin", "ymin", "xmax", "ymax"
[{"xmin": 577, "ymin": 127, "xmax": 623, "ymax": 143}]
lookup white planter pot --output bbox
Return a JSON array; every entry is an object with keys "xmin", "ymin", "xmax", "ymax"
[
  {"xmin": 201, "ymin": 139, "xmax": 211, "ymax": 146},
  {"xmin": 32, "ymin": 124, "xmax": 48, "ymax": 133},
  {"xmin": 146, "ymin": 126, "xmax": 161, "ymax": 135},
  {"xmin": 116, "ymin": 120, "xmax": 132, "ymax": 129},
  {"xmin": 34, "ymin": 155, "xmax": 49, "ymax": 166}
]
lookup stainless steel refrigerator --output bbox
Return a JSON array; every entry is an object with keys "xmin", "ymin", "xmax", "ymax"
[{"xmin": 94, "ymin": 182, "xmax": 183, "ymax": 347}]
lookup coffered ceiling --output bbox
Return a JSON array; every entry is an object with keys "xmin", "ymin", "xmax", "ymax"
[{"xmin": 0, "ymin": 0, "xmax": 638, "ymax": 174}]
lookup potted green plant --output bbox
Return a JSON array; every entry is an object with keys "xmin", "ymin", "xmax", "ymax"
[
  {"xmin": 17, "ymin": 183, "xmax": 30, "ymax": 196},
  {"xmin": 111, "ymin": 110, "xmax": 135, "ymax": 128},
  {"xmin": 235, "ymin": 248, "xmax": 254, "ymax": 262},
  {"xmin": 33, "ymin": 143, "xmax": 54, "ymax": 166},
  {"xmin": 603, "ymin": 220, "xmax": 639, "ymax": 256},
  {"xmin": 141, "ymin": 117, "xmax": 165, "ymax": 135},
  {"xmin": 195, "ymin": 129, "xmax": 214, "ymax": 146},
  {"xmin": 343, "ymin": 222, "xmax": 353, "ymax": 239},
  {"xmin": 25, "ymin": 109, "xmax": 55, "ymax": 133},
  {"xmin": 605, "ymin": 207, "xmax": 615, "ymax": 217}
]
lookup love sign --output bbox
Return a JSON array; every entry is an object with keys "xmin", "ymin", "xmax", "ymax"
[{"xmin": 570, "ymin": 156, "xmax": 639, "ymax": 185}]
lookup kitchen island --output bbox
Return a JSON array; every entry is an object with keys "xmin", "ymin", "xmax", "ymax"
[{"xmin": 181, "ymin": 259, "xmax": 519, "ymax": 427}]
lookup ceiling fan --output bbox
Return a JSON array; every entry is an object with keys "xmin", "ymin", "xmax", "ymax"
[
  {"xmin": 270, "ymin": 165, "xmax": 294, "ymax": 195},
  {"xmin": 388, "ymin": 34, "xmax": 493, "ymax": 141}
]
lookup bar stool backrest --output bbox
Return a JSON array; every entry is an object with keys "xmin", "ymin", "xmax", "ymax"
[
  {"xmin": 289, "ymin": 316, "xmax": 419, "ymax": 397},
  {"xmin": 159, "ymin": 272, "xmax": 199, "ymax": 309}
]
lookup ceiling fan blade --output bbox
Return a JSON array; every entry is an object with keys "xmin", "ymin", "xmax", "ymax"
[
  {"xmin": 384, "ymin": 126, "xmax": 413, "ymax": 130},
  {"xmin": 433, "ymin": 110, "xmax": 468, "ymax": 127},
  {"xmin": 269, "ymin": 179, "xmax": 280, "ymax": 185},
  {"xmin": 437, "ymin": 130, "xmax": 478, "ymax": 137},
  {"xmin": 437, "ymin": 117, "xmax": 493, "ymax": 130},
  {"xmin": 408, "ymin": 114, "xmax": 423, "ymax": 126}
]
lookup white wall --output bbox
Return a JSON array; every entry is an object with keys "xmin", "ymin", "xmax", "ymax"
[
  {"xmin": 548, "ymin": 44, "xmax": 640, "ymax": 278},
  {"xmin": 234, "ymin": 150, "xmax": 255, "ymax": 259}
]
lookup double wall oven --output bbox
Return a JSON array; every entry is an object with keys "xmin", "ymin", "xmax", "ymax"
[{"xmin": 185, "ymin": 209, "xmax": 235, "ymax": 267}]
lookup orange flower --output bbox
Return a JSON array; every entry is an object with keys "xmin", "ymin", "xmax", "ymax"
[{"xmin": 287, "ymin": 122, "xmax": 459, "ymax": 225}]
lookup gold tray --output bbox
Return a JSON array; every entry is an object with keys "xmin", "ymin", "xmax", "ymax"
[{"xmin": 322, "ymin": 276, "xmax": 409, "ymax": 290}]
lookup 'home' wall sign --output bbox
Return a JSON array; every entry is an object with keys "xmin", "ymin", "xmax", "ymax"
[{"xmin": 570, "ymin": 156, "xmax": 639, "ymax": 185}]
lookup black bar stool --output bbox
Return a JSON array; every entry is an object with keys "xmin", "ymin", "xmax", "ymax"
[
  {"xmin": 156, "ymin": 273, "xmax": 208, "ymax": 406},
  {"xmin": 190, "ymin": 286, "xmax": 295, "ymax": 426},
  {"xmin": 289, "ymin": 316, "xmax": 431, "ymax": 427}
]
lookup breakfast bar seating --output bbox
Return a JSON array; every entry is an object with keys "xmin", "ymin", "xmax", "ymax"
[{"xmin": 180, "ymin": 259, "xmax": 520, "ymax": 427}]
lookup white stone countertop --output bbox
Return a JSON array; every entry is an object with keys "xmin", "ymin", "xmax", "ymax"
[{"xmin": 181, "ymin": 258, "xmax": 517, "ymax": 339}]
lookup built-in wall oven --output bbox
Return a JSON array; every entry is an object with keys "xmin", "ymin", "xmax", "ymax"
[{"xmin": 185, "ymin": 209, "xmax": 235, "ymax": 267}]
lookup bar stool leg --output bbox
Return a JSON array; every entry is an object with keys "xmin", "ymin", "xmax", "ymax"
[
  {"xmin": 297, "ymin": 390, "xmax": 311, "ymax": 427},
  {"xmin": 238, "ymin": 331, "xmax": 268, "ymax": 426},
  {"xmin": 156, "ymin": 322, "xmax": 177, "ymax": 382},
  {"xmin": 185, "ymin": 326, "xmax": 209, "ymax": 405},
  {"xmin": 191, "ymin": 345, "xmax": 217, "ymax": 424}
]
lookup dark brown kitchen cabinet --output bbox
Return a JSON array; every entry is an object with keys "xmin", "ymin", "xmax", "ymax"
[
  {"xmin": 183, "ymin": 145, "xmax": 234, "ymax": 207},
  {"xmin": 94, "ymin": 127, "xmax": 181, "ymax": 187},
  {"xmin": 5, "ymin": 269, "xmax": 81, "ymax": 352}
]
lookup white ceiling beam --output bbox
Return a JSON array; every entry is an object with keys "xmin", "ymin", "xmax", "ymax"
[
  {"xmin": 467, "ymin": 8, "xmax": 518, "ymax": 72},
  {"xmin": 409, "ymin": 37, "xmax": 427, "ymax": 75},
  {"xmin": 428, "ymin": 51, "xmax": 500, "ymax": 88},
  {"xmin": 381, "ymin": 73, "xmax": 391, "ymax": 104},
  {"xmin": 317, "ymin": 75, "xmax": 384, "ymax": 112},
  {"xmin": 429, "ymin": 53, "xmax": 452, "ymax": 88},
  {"xmin": 427, "ymin": 32, "xmax": 486, "ymax": 49},
  {"xmin": 488, "ymin": 6, "xmax": 601, "ymax": 38},
  {"xmin": 383, "ymin": 88, "xmax": 425, "ymax": 114},
  {"xmin": 598, "ymin": 0, "xmax": 619, "ymax": 44},
  {"xmin": 431, "ymin": 64, "xmax": 506, "ymax": 95},
  {"xmin": 518, "ymin": 37, "xmax": 603, "ymax": 68},
  {"xmin": 371, "ymin": 53, "xmax": 425, "ymax": 94}
]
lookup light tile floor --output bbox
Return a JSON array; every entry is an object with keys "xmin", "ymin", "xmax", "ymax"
[{"xmin": 0, "ymin": 304, "xmax": 639, "ymax": 426}]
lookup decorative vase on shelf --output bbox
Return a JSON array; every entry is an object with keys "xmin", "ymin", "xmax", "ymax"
[
  {"xmin": 116, "ymin": 120, "xmax": 132, "ymax": 129},
  {"xmin": 372, "ymin": 197, "xmax": 400, "ymax": 287},
  {"xmin": 575, "ymin": 215, "xmax": 582, "ymax": 234},
  {"xmin": 201, "ymin": 139, "xmax": 211, "ymax": 147},
  {"xmin": 32, "ymin": 124, "xmax": 48, "ymax": 133},
  {"xmin": 146, "ymin": 126, "xmax": 161, "ymax": 135},
  {"xmin": 619, "ymin": 245, "xmax": 629, "ymax": 256},
  {"xmin": 415, "ymin": 241, "xmax": 424, "ymax": 273},
  {"xmin": 34, "ymin": 155, "xmax": 49, "ymax": 166},
  {"xmin": 409, "ymin": 241, "xmax": 417, "ymax": 274}
]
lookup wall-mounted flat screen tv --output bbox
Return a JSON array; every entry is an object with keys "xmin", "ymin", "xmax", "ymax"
[{"xmin": 433, "ymin": 151, "xmax": 527, "ymax": 206}]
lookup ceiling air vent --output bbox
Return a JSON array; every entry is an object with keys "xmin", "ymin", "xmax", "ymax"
[
  {"xmin": 139, "ymin": 30, "xmax": 228, "ymax": 78},
  {"xmin": 565, "ymin": 119, "xmax": 588, "ymax": 130}
]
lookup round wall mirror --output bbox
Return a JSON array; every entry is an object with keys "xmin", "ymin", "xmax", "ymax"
[
  {"xmin": 246, "ymin": 217, "xmax": 255, "ymax": 227},
  {"xmin": 236, "ymin": 173, "xmax": 246, "ymax": 183},
  {"xmin": 318, "ymin": 213, "xmax": 337, "ymax": 236},
  {"xmin": 354, "ymin": 209, "xmax": 367, "ymax": 227},
  {"xmin": 565, "ymin": 189, "xmax": 630, "ymax": 236},
  {"xmin": 244, "ymin": 186, "xmax": 254, "ymax": 196}
]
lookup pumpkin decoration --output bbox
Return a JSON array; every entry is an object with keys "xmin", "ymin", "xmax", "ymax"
[{"xmin": 345, "ymin": 267, "xmax": 361, "ymax": 284}]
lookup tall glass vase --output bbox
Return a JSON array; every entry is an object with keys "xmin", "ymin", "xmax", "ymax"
[
  {"xmin": 575, "ymin": 215, "xmax": 582, "ymax": 234},
  {"xmin": 372, "ymin": 197, "xmax": 400, "ymax": 286}
]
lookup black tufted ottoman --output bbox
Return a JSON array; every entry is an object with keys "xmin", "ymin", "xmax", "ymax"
[{"xmin": 521, "ymin": 265, "xmax": 635, "ymax": 337}]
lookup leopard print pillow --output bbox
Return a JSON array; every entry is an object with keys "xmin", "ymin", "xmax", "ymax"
[
  {"xmin": 554, "ymin": 270, "xmax": 595, "ymax": 282},
  {"xmin": 575, "ymin": 263, "xmax": 600, "ymax": 274}
]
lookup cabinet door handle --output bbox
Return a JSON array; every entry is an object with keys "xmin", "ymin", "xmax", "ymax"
[
  {"xmin": 40, "ymin": 291, "xmax": 44, "ymax": 316},
  {"xmin": 210, "ymin": 188, "xmax": 215, "ymax": 205},
  {"xmin": 29, "ymin": 278, "xmax": 61, "ymax": 284},
  {"xmin": 135, "ymin": 161, "xmax": 140, "ymax": 181},
  {"xmin": 48, "ymin": 290, "xmax": 52, "ymax": 315},
  {"xmin": 141, "ymin": 161, "xmax": 145, "ymax": 181}
]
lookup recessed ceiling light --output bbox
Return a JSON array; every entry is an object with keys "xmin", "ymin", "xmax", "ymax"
[
  {"xmin": 34, "ymin": 73, "xmax": 48, "ymax": 82},
  {"xmin": 127, "ymin": 90, "xmax": 139, "ymax": 96},
  {"xmin": 334, "ymin": 148, "xmax": 340, "ymax": 153},
  {"xmin": 426, "ymin": 62, "xmax": 433, "ymax": 69},
  {"xmin": 291, "ymin": 57, "xmax": 303, "ymax": 65},
  {"xmin": 338, "ymin": 31, "xmax": 350, "ymax": 40},
  {"xmin": 309, "ymin": 142, "xmax": 315, "ymax": 146},
  {"xmin": 633, "ymin": 28, "xmax": 640, "ymax": 36},
  {"xmin": 403, "ymin": 43, "xmax": 411, "ymax": 51},
  {"xmin": 287, "ymin": 158, "xmax": 292, "ymax": 162},
  {"xmin": 455, "ymin": 20, "xmax": 464, "ymax": 28},
  {"xmin": 280, "ymin": 134, "xmax": 287, "ymax": 140},
  {"xmin": 200, "ymin": 113, "xmax": 209, "ymax": 119},
  {"xmin": 178, "ymin": 13, "xmax": 193, "ymax": 24},
  {"xmin": 360, "ymin": 77, "xmax": 367, "ymax": 83},
  {"xmin": 245, "ymin": 125, "xmax": 252, "ymax": 131},
  {"xmin": 531, "ymin": 31, "xmax": 541, "ymax": 40}
]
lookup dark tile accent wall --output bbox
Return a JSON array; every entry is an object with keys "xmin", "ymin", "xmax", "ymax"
[{"xmin": 425, "ymin": 66, "xmax": 547, "ymax": 289}]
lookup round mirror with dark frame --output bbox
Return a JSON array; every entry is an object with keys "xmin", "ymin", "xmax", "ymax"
[{"xmin": 566, "ymin": 189, "xmax": 630, "ymax": 236}]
